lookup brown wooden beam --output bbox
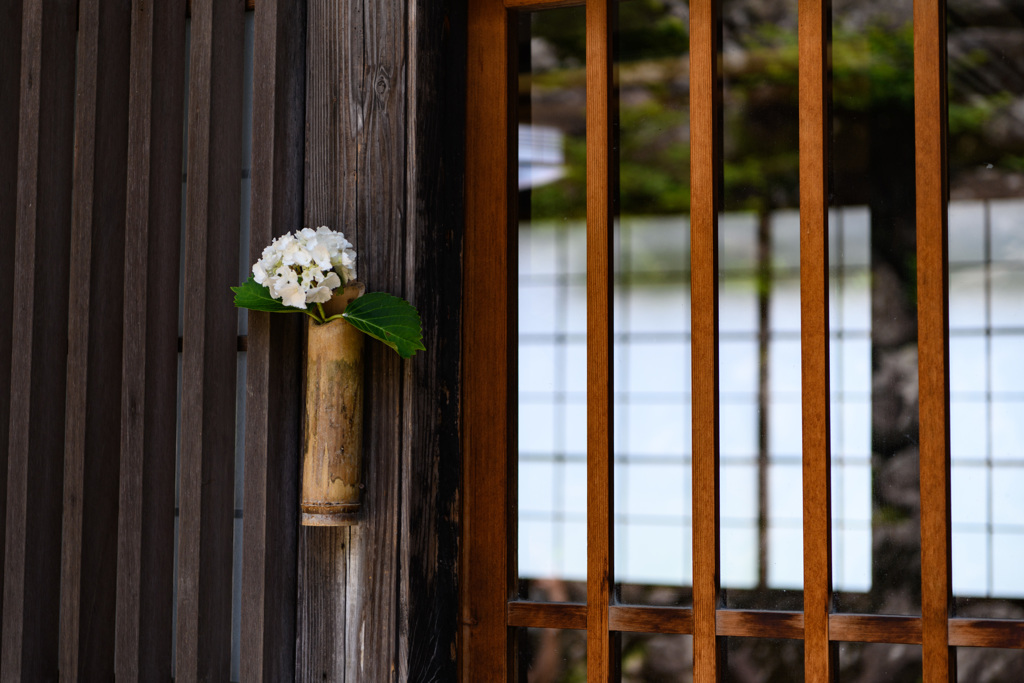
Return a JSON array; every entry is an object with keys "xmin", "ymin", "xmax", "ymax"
[
  {"xmin": 690, "ymin": 0, "xmax": 724, "ymax": 678},
  {"xmin": 798, "ymin": 0, "xmax": 835, "ymax": 680},
  {"xmin": 586, "ymin": 0, "xmax": 615, "ymax": 680},
  {"xmin": 914, "ymin": 0, "xmax": 954, "ymax": 681}
]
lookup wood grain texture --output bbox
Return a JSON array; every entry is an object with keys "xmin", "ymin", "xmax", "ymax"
[
  {"xmin": 399, "ymin": 0, "xmax": 465, "ymax": 679},
  {"xmin": 240, "ymin": 0, "xmax": 305, "ymax": 680},
  {"xmin": 586, "ymin": 1, "xmax": 615, "ymax": 681},
  {"xmin": 60, "ymin": 0, "xmax": 131, "ymax": 677},
  {"xmin": 1, "ymin": 0, "xmax": 77, "ymax": 679},
  {"xmin": 508, "ymin": 603, "xmax": 588, "ymax": 631},
  {"xmin": 0, "ymin": 0, "xmax": 23, "ymax": 637},
  {"xmin": 717, "ymin": 610, "xmax": 805, "ymax": 640},
  {"xmin": 798, "ymin": 1, "xmax": 835, "ymax": 681},
  {"xmin": 947, "ymin": 619, "xmax": 1024, "ymax": 649},
  {"xmin": 297, "ymin": 0, "xmax": 410, "ymax": 679},
  {"xmin": 689, "ymin": 0, "xmax": 723, "ymax": 679},
  {"xmin": 610, "ymin": 607, "xmax": 694, "ymax": 635},
  {"xmin": 913, "ymin": 1, "xmax": 954, "ymax": 681},
  {"xmin": 460, "ymin": 0, "xmax": 512, "ymax": 680},
  {"xmin": 295, "ymin": 2, "xmax": 352, "ymax": 678},
  {"xmin": 115, "ymin": 1, "xmax": 186, "ymax": 679},
  {"xmin": 175, "ymin": 0, "xmax": 245, "ymax": 679},
  {"xmin": 828, "ymin": 614, "xmax": 923, "ymax": 644}
]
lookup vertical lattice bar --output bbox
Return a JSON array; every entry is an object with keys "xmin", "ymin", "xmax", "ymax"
[
  {"xmin": 914, "ymin": 0, "xmax": 954, "ymax": 681},
  {"xmin": 690, "ymin": 0, "xmax": 723, "ymax": 680},
  {"xmin": 799, "ymin": 0, "xmax": 836, "ymax": 680},
  {"xmin": 586, "ymin": 0, "xmax": 615, "ymax": 680}
]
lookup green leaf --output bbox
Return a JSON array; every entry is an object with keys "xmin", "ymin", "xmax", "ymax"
[
  {"xmin": 231, "ymin": 276, "xmax": 297, "ymax": 314},
  {"xmin": 342, "ymin": 292, "xmax": 425, "ymax": 359}
]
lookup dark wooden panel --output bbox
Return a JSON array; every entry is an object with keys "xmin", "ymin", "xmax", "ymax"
[
  {"xmin": 610, "ymin": 607, "xmax": 694, "ymax": 635},
  {"xmin": 948, "ymin": 619, "xmax": 1024, "ymax": 650},
  {"xmin": 797, "ymin": 0, "xmax": 835, "ymax": 680},
  {"xmin": 829, "ymin": 614, "xmax": 923, "ymax": 645},
  {"xmin": 460, "ymin": 0, "xmax": 513, "ymax": 680},
  {"xmin": 914, "ymin": 1, "xmax": 954, "ymax": 681},
  {"xmin": 1, "ymin": 0, "xmax": 77, "ymax": 679},
  {"xmin": 399, "ymin": 0, "xmax": 465, "ymax": 678},
  {"xmin": 60, "ymin": 0, "xmax": 132, "ymax": 677},
  {"xmin": 689, "ymin": 0, "xmax": 723, "ymax": 679},
  {"xmin": 0, "ymin": 0, "xmax": 24, "ymax": 635},
  {"xmin": 175, "ymin": 0, "xmax": 245, "ymax": 679},
  {"xmin": 716, "ymin": 610, "xmax": 805, "ymax": 640},
  {"xmin": 240, "ymin": 0, "xmax": 305, "ymax": 680},
  {"xmin": 507, "ymin": 602, "xmax": 588, "ymax": 631},
  {"xmin": 114, "ymin": 0, "xmax": 187, "ymax": 678},
  {"xmin": 585, "ymin": 0, "xmax": 615, "ymax": 680}
]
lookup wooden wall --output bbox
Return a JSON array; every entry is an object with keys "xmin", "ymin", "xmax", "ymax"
[{"xmin": 0, "ymin": 0, "xmax": 464, "ymax": 679}]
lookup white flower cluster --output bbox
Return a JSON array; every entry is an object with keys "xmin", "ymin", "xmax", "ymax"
[{"xmin": 252, "ymin": 226, "xmax": 357, "ymax": 309}]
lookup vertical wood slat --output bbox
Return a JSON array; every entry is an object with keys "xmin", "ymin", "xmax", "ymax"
[
  {"xmin": 399, "ymin": 0, "xmax": 465, "ymax": 677},
  {"xmin": 914, "ymin": 1, "xmax": 954, "ymax": 681},
  {"xmin": 461, "ymin": 0, "xmax": 512, "ymax": 680},
  {"xmin": 295, "ymin": 3, "xmax": 350, "ymax": 678},
  {"xmin": 1, "ymin": 1, "xmax": 77, "ymax": 679},
  {"xmin": 798, "ymin": 1, "xmax": 835, "ymax": 681},
  {"xmin": 240, "ymin": 0, "xmax": 305, "ymax": 680},
  {"xmin": 176, "ymin": 0, "xmax": 245, "ymax": 679},
  {"xmin": 689, "ymin": 0, "xmax": 723, "ymax": 679},
  {"xmin": 345, "ymin": 1, "xmax": 407, "ymax": 679},
  {"xmin": 115, "ymin": 0, "xmax": 187, "ymax": 679},
  {"xmin": 0, "ymin": 0, "xmax": 24, "ymax": 634},
  {"xmin": 585, "ymin": 1, "xmax": 615, "ymax": 681},
  {"xmin": 60, "ymin": 0, "xmax": 132, "ymax": 677}
]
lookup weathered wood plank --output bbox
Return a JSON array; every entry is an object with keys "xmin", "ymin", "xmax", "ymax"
[
  {"xmin": 798, "ymin": 0, "xmax": 835, "ymax": 680},
  {"xmin": 295, "ymin": 2, "xmax": 355, "ymax": 680},
  {"xmin": 240, "ymin": 0, "xmax": 305, "ymax": 680},
  {"xmin": 60, "ymin": 0, "xmax": 131, "ymax": 677},
  {"xmin": 1, "ymin": 0, "xmax": 77, "ymax": 679},
  {"xmin": 175, "ymin": 0, "xmax": 245, "ymax": 679},
  {"xmin": 0, "ymin": 0, "xmax": 24, "ymax": 634},
  {"xmin": 345, "ymin": 1, "xmax": 408, "ymax": 680},
  {"xmin": 586, "ymin": 1, "xmax": 615, "ymax": 680},
  {"xmin": 690, "ymin": 0, "xmax": 724, "ymax": 679},
  {"xmin": 399, "ymin": 0, "xmax": 464, "ymax": 678},
  {"xmin": 460, "ymin": 0, "xmax": 513, "ymax": 680},
  {"xmin": 115, "ymin": 1, "xmax": 187, "ymax": 680},
  {"xmin": 914, "ymin": 1, "xmax": 954, "ymax": 681}
]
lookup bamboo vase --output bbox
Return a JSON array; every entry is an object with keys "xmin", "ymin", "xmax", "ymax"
[{"xmin": 301, "ymin": 283, "xmax": 365, "ymax": 526}]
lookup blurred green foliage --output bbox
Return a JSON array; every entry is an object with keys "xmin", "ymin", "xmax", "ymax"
[{"xmin": 526, "ymin": 7, "xmax": 1017, "ymax": 221}]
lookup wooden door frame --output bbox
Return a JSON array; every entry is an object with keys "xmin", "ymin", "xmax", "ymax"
[{"xmin": 461, "ymin": 1, "xmax": 1024, "ymax": 681}]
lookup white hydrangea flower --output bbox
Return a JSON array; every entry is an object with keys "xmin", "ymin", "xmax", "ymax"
[{"xmin": 250, "ymin": 227, "xmax": 358, "ymax": 310}]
